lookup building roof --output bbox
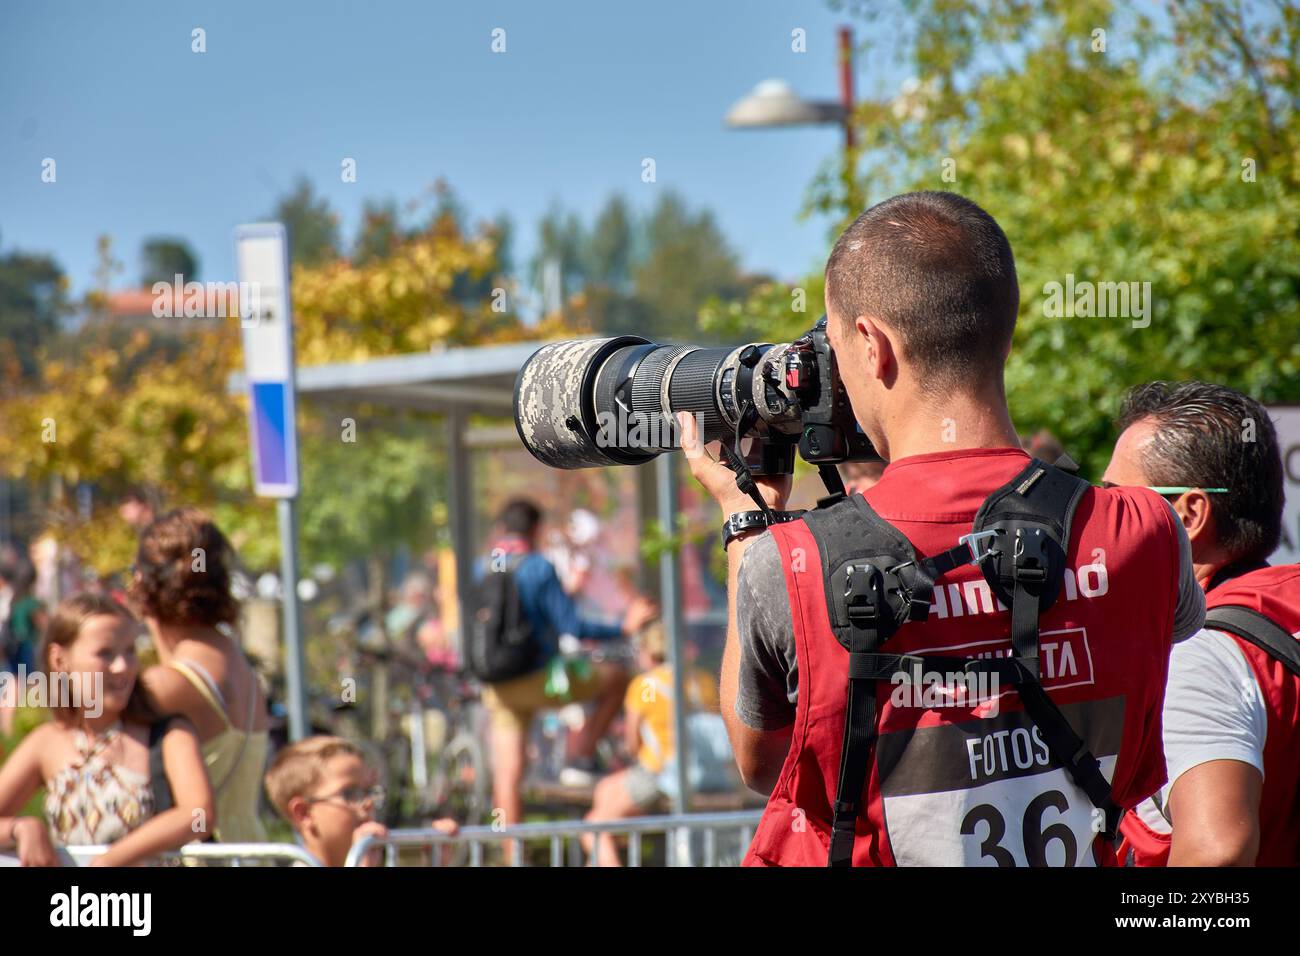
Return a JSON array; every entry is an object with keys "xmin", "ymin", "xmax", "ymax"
[{"xmin": 227, "ymin": 339, "xmax": 555, "ymax": 413}]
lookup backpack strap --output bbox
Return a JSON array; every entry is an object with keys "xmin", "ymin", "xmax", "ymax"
[
  {"xmin": 972, "ymin": 459, "xmax": 1122, "ymax": 840},
  {"xmin": 803, "ymin": 494, "xmax": 1028, "ymax": 866},
  {"xmin": 802, "ymin": 496, "xmax": 921, "ymax": 867},
  {"xmin": 800, "ymin": 457, "xmax": 1121, "ymax": 866},
  {"xmin": 1206, "ymin": 606, "xmax": 1300, "ymax": 677}
]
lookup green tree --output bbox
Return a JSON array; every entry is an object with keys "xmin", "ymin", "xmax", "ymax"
[
  {"xmin": 0, "ymin": 196, "xmax": 573, "ymax": 577},
  {"xmin": 0, "ymin": 240, "xmax": 68, "ymax": 386},
  {"xmin": 140, "ymin": 238, "xmax": 199, "ymax": 285},
  {"xmin": 631, "ymin": 191, "xmax": 752, "ymax": 341},
  {"xmin": 531, "ymin": 203, "xmax": 587, "ymax": 310},
  {"xmin": 353, "ymin": 199, "xmax": 404, "ymax": 266},
  {"xmin": 584, "ymin": 195, "xmax": 634, "ymax": 290},
  {"xmin": 717, "ymin": 0, "xmax": 1300, "ymax": 477},
  {"xmin": 270, "ymin": 178, "xmax": 340, "ymax": 267},
  {"xmin": 490, "ymin": 212, "xmax": 515, "ymax": 279}
]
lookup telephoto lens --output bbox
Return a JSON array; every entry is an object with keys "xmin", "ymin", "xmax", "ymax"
[{"xmin": 513, "ymin": 336, "xmax": 803, "ymax": 470}]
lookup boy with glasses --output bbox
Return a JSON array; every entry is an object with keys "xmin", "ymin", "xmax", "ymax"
[{"xmin": 265, "ymin": 736, "xmax": 456, "ymax": 866}]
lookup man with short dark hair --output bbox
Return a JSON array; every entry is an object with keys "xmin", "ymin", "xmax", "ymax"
[
  {"xmin": 1104, "ymin": 382, "xmax": 1298, "ymax": 866},
  {"xmin": 480, "ymin": 498, "xmax": 657, "ymax": 836},
  {"xmin": 681, "ymin": 191, "xmax": 1205, "ymax": 866}
]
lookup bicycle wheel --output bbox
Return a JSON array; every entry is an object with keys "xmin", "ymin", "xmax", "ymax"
[{"xmin": 433, "ymin": 732, "xmax": 489, "ymax": 819}]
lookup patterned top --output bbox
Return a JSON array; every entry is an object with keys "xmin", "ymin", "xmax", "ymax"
[{"xmin": 44, "ymin": 723, "xmax": 154, "ymax": 846}]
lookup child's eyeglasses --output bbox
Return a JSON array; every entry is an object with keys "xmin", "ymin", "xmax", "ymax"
[{"xmin": 307, "ymin": 785, "xmax": 385, "ymax": 811}]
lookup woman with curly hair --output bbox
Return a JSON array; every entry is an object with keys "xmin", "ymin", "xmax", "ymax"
[{"xmin": 131, "ymin": 508, "xmax": 269, "ymax": 842}]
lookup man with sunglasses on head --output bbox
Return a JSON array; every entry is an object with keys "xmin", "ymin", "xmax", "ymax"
[{"xmin": 1104, "ymin": 381, "xmax": 1298, "ymax": 866}]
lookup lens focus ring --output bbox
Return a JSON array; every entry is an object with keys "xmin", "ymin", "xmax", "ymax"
[
  {"xmin": 668, "ymin": 347, "xmax": 731, "ymax": 442},
  {"xmin": 630, "ymin": 345, "xmax": 691, "ymax": 420}
]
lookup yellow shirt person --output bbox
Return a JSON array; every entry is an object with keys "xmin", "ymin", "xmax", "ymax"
[{"xmin": 624, "ymin": 664, "xmax": 719, "ymax": 774}]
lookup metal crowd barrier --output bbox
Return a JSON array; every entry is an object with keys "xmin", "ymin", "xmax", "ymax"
[
  {"xmin": 0, "ymin": 842, "xmax": 322, "ymax": 867},
  {"xmin": 0, "ymin": 812, "xmax": 762, "ymax": 868},
  {"xmin": 345, "ymin": 810, "xmax": 765, "ymax": 867}
]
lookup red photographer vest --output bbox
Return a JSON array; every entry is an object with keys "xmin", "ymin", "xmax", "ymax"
[
  {"xmin": 1120, "ymin": 563, "xmax": 1300, "ymax": 867},
  {"xmin": 742, "ymin": 449, "xmax": 1181, "ymax": 867}
]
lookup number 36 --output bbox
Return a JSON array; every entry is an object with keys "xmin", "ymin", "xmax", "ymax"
[{"xmin": 960, "ymin": 790, "xmax": 1079, "ymax": 866}]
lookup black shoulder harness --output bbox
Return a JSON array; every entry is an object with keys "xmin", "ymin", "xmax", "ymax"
[
  {"xmin": 1205, "ymin": 605, "xmax": 1300, "ymax": 677},
  {"xmin": 798, "ymin": 458, "xmax": 1120, "ymax": 867}
]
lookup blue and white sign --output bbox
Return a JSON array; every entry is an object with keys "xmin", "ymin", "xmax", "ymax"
[{"xmin": 235, "ymin": 223, "xmax": 300, "ymax": 498}]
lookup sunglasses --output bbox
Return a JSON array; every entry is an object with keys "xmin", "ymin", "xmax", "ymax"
[{"xmin": 1099, "ymin": 484, "xmax": 1229, "ymax": 496}]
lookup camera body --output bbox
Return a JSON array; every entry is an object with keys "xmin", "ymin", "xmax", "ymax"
[{"xmin": 513, "ymin": 315, "xmax": 877, "ymax": 475}]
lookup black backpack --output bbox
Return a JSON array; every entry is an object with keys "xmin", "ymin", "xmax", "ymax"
[
  {"xmin": 799, "ymin": 458, "xmax": 1122, "ymax": 867},
  {"xmin": 466, "ymin": 555, "xmax": 542, "ymax": 683}
]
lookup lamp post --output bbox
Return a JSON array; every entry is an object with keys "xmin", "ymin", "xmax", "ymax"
[{"xmin": 725, "ymin": 25, "xmax": 858, "ymax": 207}]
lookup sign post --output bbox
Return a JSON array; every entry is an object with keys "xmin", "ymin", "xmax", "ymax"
[
  {"xmin": 1271, "ymin": 405, "xmax": 1300, "ymax": 565},
  {"xmin": 235, "ymin": 223, "xmax": 308, "ymax": 742}
]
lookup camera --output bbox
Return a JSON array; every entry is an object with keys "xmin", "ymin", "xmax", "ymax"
[{"xmin": 513, "ymin": 316, "xmax": 877, "ymax": 477}]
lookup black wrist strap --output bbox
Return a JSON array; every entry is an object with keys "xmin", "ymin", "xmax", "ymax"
[{"xmin": 722, "ymin": 510, "xmax": 802, "ymax": 548}]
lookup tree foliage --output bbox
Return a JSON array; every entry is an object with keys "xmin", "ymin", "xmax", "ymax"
[
  {"xmin": 0, "ymin": 182, "xmax": 571, "ymax": 576},
  {"xmin": 271, "ymin": 178, "xmax": 341, "ymax": 268},
  {"xmin": 0, "ymin": 241, "xmax": 68, "ymax": 386},
  {"xmin": 714, "ymin": 0, "xmax": 1300, "ymax": 476},
  {"xmin": 541, "ymin": 190, "xmax": 768, "ymax": 342},
  {"xmin": 140, "ymin": 238, "xmax": 199, "ymax": 285}
]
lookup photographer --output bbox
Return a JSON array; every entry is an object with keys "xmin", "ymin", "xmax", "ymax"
[
  {"xmin": 1104, "ymin": 382, "xmax": 1298, "ymax": 866},
  {"xmin": 680, "ymin": 191, "xmax": 1205, "ymax": 866}
]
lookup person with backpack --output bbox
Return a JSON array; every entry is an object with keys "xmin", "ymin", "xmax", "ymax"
[
  {"xmin": 1104, "ymin": 382, "xmax": 1299, "ymax": 866},
  {"xmin": 469, "ymin": 499, "xmax": 657, "ymax": 839},
  {"xmin": 679, "ymin": 191, "xmax": 1206, "ymax": 867},
  {"xmin": 580, "ymin": 621, "xmax": 733, "ymax": 866}
]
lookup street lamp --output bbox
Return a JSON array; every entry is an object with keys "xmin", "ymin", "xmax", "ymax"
[
  {"xmin": 724, "ymin": 78, "xmax": 846, "ymax": 128},
  {"xmin": 725, "ymin": 25, "xmax": 856, "ymax": 149}
]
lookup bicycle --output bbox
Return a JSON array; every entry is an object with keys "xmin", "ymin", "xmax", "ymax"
[{"xmin": 525, "ymin": 638, "xmax": 639, "ymax": 788}]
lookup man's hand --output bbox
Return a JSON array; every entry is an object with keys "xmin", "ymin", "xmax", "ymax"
[
  {"xmin": 677, "ymin": 412, "xmax": 791, "ymax": 517},
  {"xmin": 14, "ymin": 818, "xmax": 59, "ymax": 867},
  {"xmin": 621, "ymin": 596, "xmax": 658, "ymax": 636}
]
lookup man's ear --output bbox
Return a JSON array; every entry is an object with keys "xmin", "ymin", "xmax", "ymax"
[
  {"xmin": 1172, "ymin": 491, "xmax": 1215, "ymax": 546},
  {"xmin": 858, "ymin": 315, "xmax": 896, "ymax": 384}
]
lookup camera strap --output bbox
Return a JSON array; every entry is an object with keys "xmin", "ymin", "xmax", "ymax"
[
  {"xmin": 800, "ymin": 459, "xmax": 1121, "ymax": 867},
  {"xmin": 816, "ymin": 464, "xmax": 847, "ymax": 506},
  {"xmin": 723, "ymin": 401, "xmax": 777, "ymax": 523}
]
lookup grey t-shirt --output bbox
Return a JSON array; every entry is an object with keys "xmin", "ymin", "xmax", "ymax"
[{"xmin": 734, "ymin": 499, "xmax": 1206, "ymax": 732}]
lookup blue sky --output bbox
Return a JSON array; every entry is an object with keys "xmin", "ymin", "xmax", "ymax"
[{"xmin": 1, "ymin": 0, "xmax": 888, "ymax": 306}]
